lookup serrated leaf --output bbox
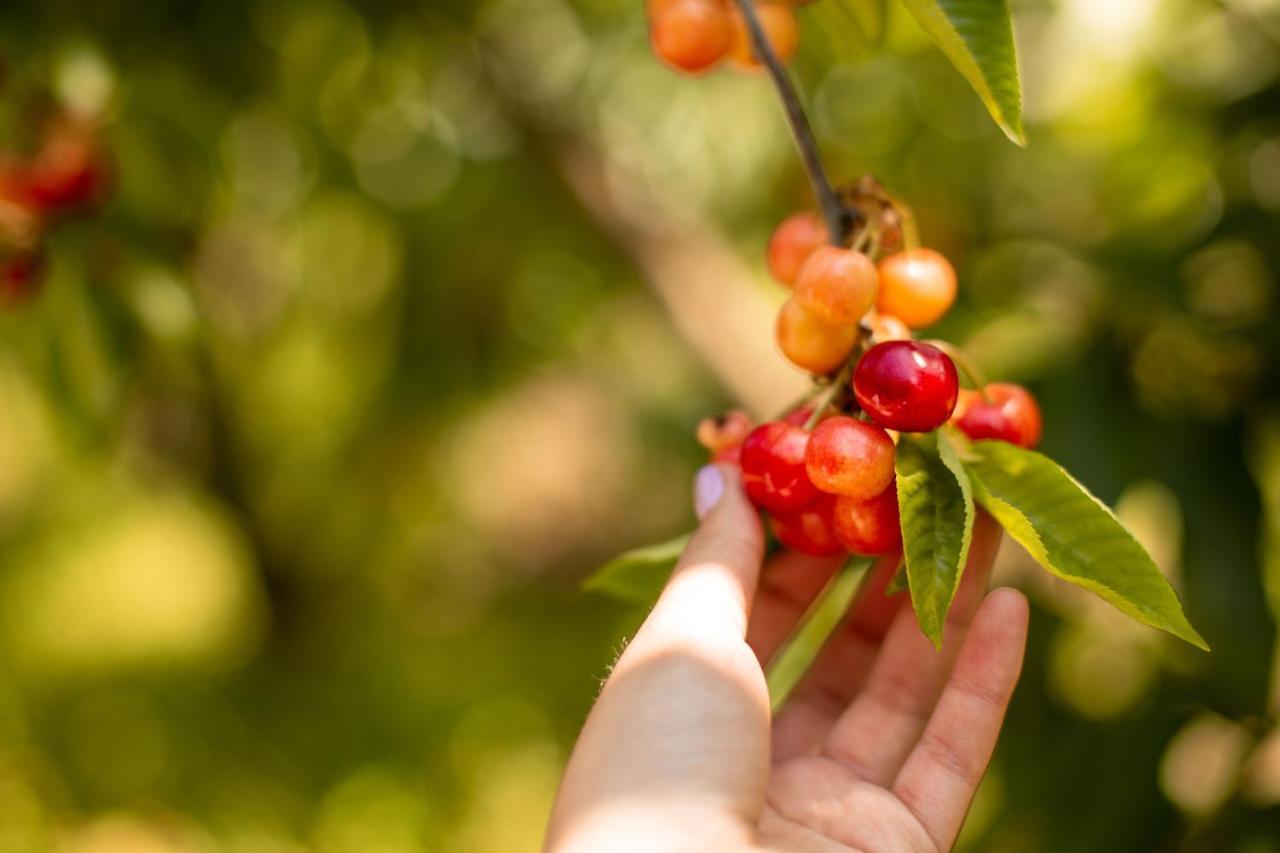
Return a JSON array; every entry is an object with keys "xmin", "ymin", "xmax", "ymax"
[
  {"xmin": 583, "ymin": 533, "xmax": 690, "ymax": 605},
  {"xmin": 963, "ymin": 440, "xmax": 1208, "ymax": 650},
  {"xmin": 901, "ymin": 0, "xmax": 1025, "ymax": 145},
  {"xmin": 896, "ymin": 431, "xmax": 975, "ymax": 647}
]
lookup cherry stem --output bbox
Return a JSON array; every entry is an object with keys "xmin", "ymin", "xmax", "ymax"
[
  {"xmin": 923, "ymin": 338, "xmax": 991, "ymax": 399},
  {"xmin": 732, "ymin": 0, "xmax": 857, "ymax": 246},
  {"xmin": 802, "ymin": 337, "xmax": 864, "ymax": 430}
]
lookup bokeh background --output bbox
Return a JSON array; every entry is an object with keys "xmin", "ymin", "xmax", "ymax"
[{"xmin": 0, "ymin": 0, "xmax": 1278, "ymax": 850}]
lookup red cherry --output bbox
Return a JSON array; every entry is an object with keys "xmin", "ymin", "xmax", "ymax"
[
  {"xmin": 0, "ymin": 250, "xmax": 44, "ymax": 305},
  {"xmin": 740, "ymin": 421, "xmax": 820, "ymax": 512},
  {"xmin": 767, "ymin": 212, "xmax": 827, "ymax": 286},
  {"xmin": 853, "ymin": 340, "xmax": 959, "ymax": 432},
  {"xmin": 22, "ymin": 121, "xmax": 110, "ymax": 215},
  {"xmin": 804, "ymin": 415, "xmax": 896, "ymax": 500},
  {"xmin": 831, "ymin": 485, "xmax": 901, "ymax": 556},
  {"xmin": 769, "ymin": 494, "xmax": 844, "ymax": 556},
  {"xmin": 955, "ymin": 383, "xmax": 1043, "ymax": 448}
]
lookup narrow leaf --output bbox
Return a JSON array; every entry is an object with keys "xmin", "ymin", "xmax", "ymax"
[
  {"xmin": 583, "ymin": 533, "xmax": 690, "ymax": 605},
  {"xmin": 963, "ymin": 439, "xmax": 1209, "ymax": 650},
  {"xmin": 896, "ymin": 431, "xmax": 975, "ymax": 647},
  {"xmin": 901, "ymin": 0, "xmax": 1025, "ymax": 144},
  {"xmin": 766, "ymin": 556, "xmax": 873, "ymax": 711}
]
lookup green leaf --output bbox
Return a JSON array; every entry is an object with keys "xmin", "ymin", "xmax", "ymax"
[
  {"xmin": 885, "ymin": 561, "xmax": 909, "ymax": 596},
  {"xmin": 962, "ymin": 439, "xmax": 1209, "ymax": 650},
  {"xmin": 766, "ymin": 556, "xmax": 874, "ymax": 712},
  {"xmin": 896, "ymin": 431, "xmax": 975, "ymax": 647},
  {"xmin": 583, "ymin": 534, "xmax": 690, "ymax": 605},
  {"xmin": 901, "ymin": 0, "xmax": 1026, "ymax": 145}
]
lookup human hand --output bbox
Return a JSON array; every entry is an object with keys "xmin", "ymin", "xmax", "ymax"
[{"xmin": 545, "ymin": 463, "xmax": 1028, "ymax": 853}]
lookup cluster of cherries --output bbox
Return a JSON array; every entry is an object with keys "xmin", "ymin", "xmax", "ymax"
[
  {"xmin": 647, "ymin": 0, "xmax": 802, "ymax": 75},
  {"xmin": 698, "ymin": 203, "xmax": 1043, "ymax": 557},
  {"xmin": 0, "ymin": 115, "xmax": 110, "ymax": 305}
]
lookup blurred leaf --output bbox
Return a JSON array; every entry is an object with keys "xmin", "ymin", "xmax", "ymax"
[
  {"xmin": 963, "ymin": 438, "xmax": 1209, "ymax": 650},
  {"xmin": 897, "ymin": 430, "xmax": 974, "ymax": 647},
  {"xmin": 583, "ymin": 533, "xmax": 689, "ymax": 605},
  {"xmin": 900, "ymin": 0, "xmax": 1025, "ymax": 145},
  {"xmin": 766, "ymin": 555, "xmax": 873, "ymax": 711},
  {"xmin": 815, "ymin": 0, "xmax": 889, "ymax": 50},
  {"xmin": 885, "ymin": 561, "xmax": 908, "ymax": 595}
]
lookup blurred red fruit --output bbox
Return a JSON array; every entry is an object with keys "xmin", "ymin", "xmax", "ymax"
[
  {"xmin": 769, "ymin": 494, "xmax": 844, "ymax": 556},
  {"xmin": 767, "ymin": 212, "xmax": 826, "ymax": 286},
  {"xmin": 954, "ymin": 383, "xmax": 1042, "ymax": 449}
]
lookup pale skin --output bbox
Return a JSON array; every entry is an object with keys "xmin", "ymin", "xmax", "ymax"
[{"xmin": 545, "ymin": 465, "xmax": 1029, "ymax": 853}]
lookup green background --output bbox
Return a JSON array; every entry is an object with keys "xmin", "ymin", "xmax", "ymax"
[{"xmin": 0, "ymin": 0, "xmax": 1279, "ymax": 849}]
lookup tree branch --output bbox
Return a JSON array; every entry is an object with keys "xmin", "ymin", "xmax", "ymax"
[{"xmin": 733, "ymin": 0, "xmax": 857, "ymax": 245}]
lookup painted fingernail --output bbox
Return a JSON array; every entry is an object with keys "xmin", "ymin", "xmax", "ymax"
[{"xmin": 693, "ymin": 464, "xmax": 725, "ymax": 520}]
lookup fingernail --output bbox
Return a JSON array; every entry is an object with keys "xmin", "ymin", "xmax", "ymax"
[{"xmin": 693, "ymin": 464, "xmax": 725, "ymax": 520}]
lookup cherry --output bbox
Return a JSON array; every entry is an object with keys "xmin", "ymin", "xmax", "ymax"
[
  {"xmin": 869, "ymin": 312, "xmax": 911, "ymax": 343},
  {"xmin": 793, "ymin": 246, "xmax": 878, "ymax": 326},
  {"xmin": 954, "ymin": 383, "xmax": 1043, "ymax": 448},
  {"xmin": 783, "ymin": 406, "xmax": 814, "ymax": 427},
  {"xmin": 0, "ymin": 250, "xmax": 44, "ymax": 305},
  {"xmin": 697, "ymin": 409, "xmax": 753, "ymax": 453},
  {"xmin": 740, "ymin": 421, "xmax": 820, "ymax": 512},
  {"xmin": 769, "ymin": 494, "xmax": 844, "ymax": 556},
  {"xmin": 804, "ymin": 415, "xmax": 896, "ymax": 500},
  {"xmin": 22, "ymin": 120, "xmax": 109, "ymax": 215},
  {"xmin": 767, "ymin": 212, "xmax": 826, "ymax": 286},
  {"xmin": 876, "ymin": 248, "xmax": 957, "ymax": 329},
  {"xmin": 650, "ymin": 0, "xmax": 732, "ymax": 74},
  {"xmin": 727, "ymin": 3, "xmax": 799, "ymax": 71},
  {"xmin": 775, "ymin": 297, "xmax": 857, "ymax": 374},
  {"xmin": 853, "ymin": 340, "xmax": 959, "ymax": 432},
  {"xmin": 832, "ymin": 485, "xmax": 901, "ymax": 556}
]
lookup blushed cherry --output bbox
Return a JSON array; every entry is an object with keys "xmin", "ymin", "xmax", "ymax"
[
  {"xmin": 767, "ymin": 212, "xmax": 826, "ymax": 286},
  {"xmin": 853, "ymin": 340, "xmax": 959, "ymax": 432},
  {"xmin": 740, "ymin": 421, "xmax": 820, "ymax": 512},
  {"xmin": 832, "ymin": 485, "xmax": 901, "ymax": 556},
  {"xmin": 776, "ymin": 297, "xmax": 857, "ymax": 374},
  {"xmin": 954, "ymin": 383, "xmax": 1043, "ymax": 448},
  {"xmin": 869, "ymin": 312, "xmax": 912, "ymax": 342},
  {"xmin": 727, "ymin": 3, "xmax": 799, "ymax": 71},
  {"xmin": 794, "ymin": 246, "xmax": 878, "ymax": 326},
  {"xmin": 804, "ymin": 415, "xmax": 896, "ymax": 500}
]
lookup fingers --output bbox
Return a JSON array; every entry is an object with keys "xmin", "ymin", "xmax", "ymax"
[
  {"xmin": 643, "ymin": 464, "xmax": 765, "ymax": 644},
  {"xmin": 893, "ymin": 588, "xmax": 1029, "ymax": 851},
  {"xmin": 815, "ymin": 513, "xmax": 1003, "ymax": 783},
  {"xmin": 768, "ymin": 555, "xmax": 906, "ymax": 761},
  {"xmin": 745, "ymin": 550, "xmax": 847, "ymax": 666}
]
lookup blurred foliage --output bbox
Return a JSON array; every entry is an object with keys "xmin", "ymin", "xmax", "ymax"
[{"xmin": 0, "ymin": 0, "xmax": 1278, "ymax": 850}]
